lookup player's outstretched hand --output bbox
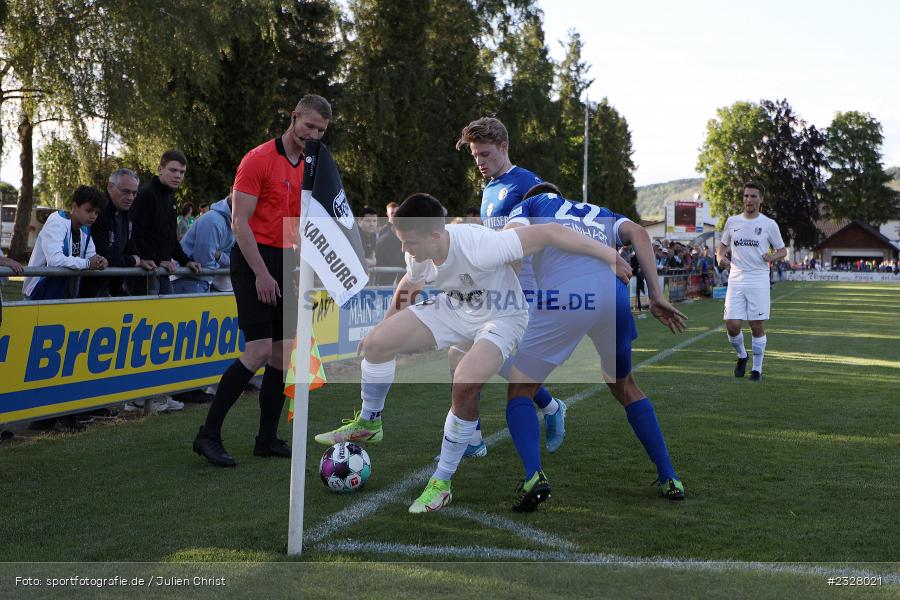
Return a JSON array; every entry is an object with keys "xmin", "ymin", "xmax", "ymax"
[
  {"xmin": 649, "ymin": 297, "xmax": 687, "ymax": 334},
  {"xmin": 615, "ymin": 255, "xmax": 633, "ymax": 284}
]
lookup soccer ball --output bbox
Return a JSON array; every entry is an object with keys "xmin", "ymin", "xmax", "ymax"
[{"xmin": 319, "ymin": 442, "xmax": 371, "ymax": 493}]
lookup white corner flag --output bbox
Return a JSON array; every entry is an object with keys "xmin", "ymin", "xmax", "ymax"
[{"xmin": 288, "ymin": 140, "xmax": 369, "ymax": 556}]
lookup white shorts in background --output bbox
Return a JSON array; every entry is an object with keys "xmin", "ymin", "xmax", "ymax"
[
  {"xmin": 724, "ymin": 285, "xmax": 771, "ymax": 321},
  {"xmin": 408, "ymin": 294, "xmax": 528, "ymax": 361}
]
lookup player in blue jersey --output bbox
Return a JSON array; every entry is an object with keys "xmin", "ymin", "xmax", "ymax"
[
  {"xmin": 503, "ymin": 183, "xmax": 688, "ymax": 511},
  {"xmin": 451, "ymin": 117, "xmax": 568, "ymax": 457}
]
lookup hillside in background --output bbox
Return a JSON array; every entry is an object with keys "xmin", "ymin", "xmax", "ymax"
[
  {"xmin": 887, "ymin": 166, "xmax": 900, "ymax": 192},
  {"xmin": 635, "ymin": 178, "xmax": 703, "ymax": 221},
  {"xmin": 636, "ymin": 167, "xmax": 899, "ymax": 221}
]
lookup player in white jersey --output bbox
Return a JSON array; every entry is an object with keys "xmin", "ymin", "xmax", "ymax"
[
  {"xmin": 716, "ymin": 182, "xmax": 786, "ymax": 381},
  {"xmin": 314, "ymin": 193, "xmax": 630, "ymax": 513}
]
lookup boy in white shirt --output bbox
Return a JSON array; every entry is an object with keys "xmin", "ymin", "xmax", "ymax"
[{"xmin": 23, "ymin": 186, "xmax": 108, "ymax": 300}]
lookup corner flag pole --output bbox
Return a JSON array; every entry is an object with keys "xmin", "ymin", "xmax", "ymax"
[{"xmin": 287, "ymin": 197, "xmax": 315, "ymax": 556}]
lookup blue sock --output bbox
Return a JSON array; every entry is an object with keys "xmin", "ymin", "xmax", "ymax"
[
  {"xmin": 452, "ymin": 368, "xmax": 481, "ymax": 442},
  {"xmin": 532, "ymin": 385, "xmax": 552, "ymax": 409},
  {"xmin": 625, "ymin": 398, "xmax": 677, "ymax": 482},
  {"xmin": 506, "ymin": 396, "xmax": 542, "ymax": 480}
]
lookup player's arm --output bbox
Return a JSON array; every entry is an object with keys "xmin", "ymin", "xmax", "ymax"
[
  {"xmin": 716, "ymin": 219, "xmax": 733, "ymax": 268},
  {"xmin": 765, "ymin": 246, "xmax": 787, "ymax": 263},
  {"xmin": 505, "ymin": 222, "xmax": 631, "ymax": 282},
  {"xmin": 232, "ymin": 189, "xmax": 279, "ymax": 306},
  {"xmin": 619, "ymin": 221, "xmax": 687, "ymax": 333},
  {"xmin": 384, "ymin": 273, "xmax": 425, "ymax": 320},
  {"xmin": 715, "ymin": 241, "xmax": 731, "ymax": 269},
  {"xmin": 764, "ymin": 223, "xmax": 787, "ymax": 263}
]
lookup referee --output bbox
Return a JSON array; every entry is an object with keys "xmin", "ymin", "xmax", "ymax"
[{"xmin": 193, "ymin": 94, "xmax": 332, "ymax": 467}]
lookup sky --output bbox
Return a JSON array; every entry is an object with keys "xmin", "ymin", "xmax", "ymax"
[
  {"xmin": 538, "ymin": 0, "xmax": 900, "ymax": 185},
  {"xmin": 2, "ymin": 0, "xmax": 898, "ymax": 189}
]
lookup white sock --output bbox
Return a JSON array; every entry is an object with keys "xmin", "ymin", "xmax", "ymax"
[
  {"xmin": 728, "ymin": 332, "xmax": 748, "ymax": 359},
  {"xmin": 540, "ymin": 398, "xmax": 560, "ymax": 416},
  {"xmin": 360, "ymin": 359, "xmax": 395, "ymax": 421},
  {"xmin": 751, "ymin": 336, "xmax": 767, "ymax": 373},
  {"xmin": 469, "ymin": 426, "xmax": 483, "ymax": 445},
  {"xmin": 434, "ymin": 411, "xmax": 477, "ymax": 481}
]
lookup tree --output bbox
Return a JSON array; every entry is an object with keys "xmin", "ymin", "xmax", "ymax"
[
  {"xmin": 338, "ymin": 0, "xmax": 432, "ymax": 209},
  {"xmin": 585, "ymin": 99, "xmax": 638, "ymax": 220},
  {"xmin": 697, "ymin": 99, "xmax": 826, "ymax": 248},
  {"xmin": 554, "ymin": 30, "xmax": 593, "ymax": 198},
  {"xmin": 824, "ymin": 111, "xmax": 899, "ymax": 225},
  {"xmin": 756, "ymin": 99, "xmax": 826, "ymax": 249},
  {"xmin": 268, "ymin": 1, "xmax": 345, "ymax": 137},
  {"xmin": 696, "ymin": 101, "xmax": 771, "ymax": 225},
  {"xmin": 493, "ymin": 10, "xmax": 562, "ymax": 186},
  {"xmin": 36, "ymin": 136, "xmax": 80, "ymax": 207}
]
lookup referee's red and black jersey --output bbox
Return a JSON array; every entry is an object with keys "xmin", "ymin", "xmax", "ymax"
[{"xmin": 232, "ymin": 137, "xmax": 303, "ymax": 248}]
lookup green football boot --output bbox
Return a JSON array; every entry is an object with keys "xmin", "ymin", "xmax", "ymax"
[
  {"xmin": 409, "ymin": 478, "xmax": 452, "ymax": 513},
  {"xmin": 314, "ymin": 411, "xmax": 383, "ymax": 446}
]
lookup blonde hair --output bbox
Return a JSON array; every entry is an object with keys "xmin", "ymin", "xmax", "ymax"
[
  {"xmin": 456, "ymin": 117, "xmax": 509, "ymax": 150},
  {"xmin": 294, "ymin": 94, "xmax": 332, "ymax": 120}
]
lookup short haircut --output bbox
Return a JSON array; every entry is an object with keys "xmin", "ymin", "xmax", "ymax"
[
  {"xmin": 181, "ymin": 203, "xmax": 193, "ymax": 217},
  {"xmin": 109, "ymin": 168, "xmax": 138, "ymax": 186},
  {"xmin": 160, "ymin": 149, "xmax": 187, "ymax": 167},
  {"xmin": 295, "ymin": 94, "xmax": 332, "ymax": 120},
  {"xmin": 744, "ymin": 181, "xmax": 765, "ymax": 196},
  {"xmin": 385, "ymin": 201, "xmax": 399, "ymax": 211},
  {"xmin": 456, "ymin": 117, "xmax": 509, "ymax": 150},
  {"xmin": 523, "ymin": 182, "xmax": 562, "ymax": 200},
  {"xmin": 199, "ymin": 202, "xmax": 209, "ymax": 209},
  {"xmin": 465, "ymin": 206, "xmax": 480, "ymax": 217},
  {"xmin": 359, "ymin": 206, "xmax": 378, "ymax": 217},
  {"xmin": 394, "ymin": 193, "xmax": 447, "ymax": 234},
  {"xmin": 72, "ymin": 185, "xmax": 108, "ymax": 210}
]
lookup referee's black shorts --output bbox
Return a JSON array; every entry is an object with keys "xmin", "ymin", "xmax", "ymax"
[{"xmin": 231, "ymin": 243, "xmax": 298, "ymax": 342}]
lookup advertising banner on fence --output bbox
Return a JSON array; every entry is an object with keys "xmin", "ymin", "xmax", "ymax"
[
  {"xmin": 0, "ymin": 287, "xmax": 408, "ymax": 425},
  {"xmin": 0, "ymin": 296, "xmax": 249, "ymax": 424},
  {"xmin": 782, "ymin": 271, "xmax": 900, "ymax": 283}
]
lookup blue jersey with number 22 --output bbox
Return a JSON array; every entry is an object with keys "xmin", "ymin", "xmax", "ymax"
[{"xmin": 508, "ymin": 193, "xmax": 630, "ymax": 290}]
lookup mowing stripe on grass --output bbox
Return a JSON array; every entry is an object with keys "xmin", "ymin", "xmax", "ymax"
[{"xmin": 316, "ymin": 540, "xmax": 900, "ymax": 585}]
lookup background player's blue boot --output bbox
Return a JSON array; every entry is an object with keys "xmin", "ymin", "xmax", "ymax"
[
  {"xmin": 463, "ymin": 440, "xmax": 487, "ymax": 457},
  {"xmin": 544, "ymin": 399, "xmax": 567, "ymax": 453}
]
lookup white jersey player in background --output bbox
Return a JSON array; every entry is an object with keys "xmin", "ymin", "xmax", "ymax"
[
  {"xmin": 314, "ymin": 192, "xmax": 630, "ymax": 513},
  {"xmin": 716, "ymin": 182, "xmax": 786, "ymax": 382}
]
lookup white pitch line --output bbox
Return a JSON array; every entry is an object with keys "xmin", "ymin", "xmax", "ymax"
[
  {"xmin": 439, "ymin": 506, "xmax": 577, "ymax": 551},
  {"xmin": 305, "ymin": 311, "xmax": 745, "ymax": 545},
  {"xmin": 317, "ymin": 540, "xmax": 900, "ymax": 586}
]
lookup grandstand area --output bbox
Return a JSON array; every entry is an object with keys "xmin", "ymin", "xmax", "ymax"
[{"xmin": 0, "ymin": 281, "xmax": 897, "ymax": 598}]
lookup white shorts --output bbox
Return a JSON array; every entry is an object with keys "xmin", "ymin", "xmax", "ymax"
[
  {"xmin": 724, "ymin": 285, "xmax": 771, "ymax": 321},
  {"xmin": 408, "ymin": 293, "xmax": 528, "ymax": 361}
]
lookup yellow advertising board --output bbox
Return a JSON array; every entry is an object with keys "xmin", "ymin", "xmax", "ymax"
[
  {"xmin": 0, "ymin": 296, "xmax": 250, "ymax": 424},
  {"xmin": 0, "ymin": 289, "xmax": 359, "ymax": 425}
]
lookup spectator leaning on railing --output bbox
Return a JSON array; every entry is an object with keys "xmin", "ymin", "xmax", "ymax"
[
  {"xmin": 22, "ymin": 186, "xmax": 108, "ymax": 300},
  {"xmin": 0, "ymin": 246, "xmax": 25, "ymax": 325},
  {"xmin": 79, "ymin": 168, "xmax": 158, "ymax": 298},
  {"xmin": 131, "ymin": 149, "xmax": 201, "ymax": 294},
  {"xmin": 172, "ymin": 195, "xmax": 235, "ymax": 294}
]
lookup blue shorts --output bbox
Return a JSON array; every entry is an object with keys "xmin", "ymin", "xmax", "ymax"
[{"xmin": 512, "ymin": 275, "xmax": 637, "ymax": 382}]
